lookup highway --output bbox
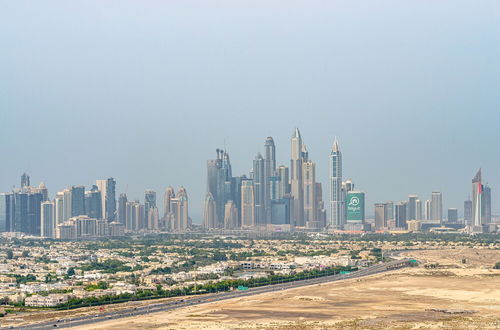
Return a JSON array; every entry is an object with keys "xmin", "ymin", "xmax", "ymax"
[{"xmin": 17, "ymin": 259, "xmax": 414, "ymax": 330}]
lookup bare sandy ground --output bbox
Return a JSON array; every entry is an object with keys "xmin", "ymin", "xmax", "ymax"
[{"xmin": 71, "ymin": 248, "xmax": 500, "ymax": 329}]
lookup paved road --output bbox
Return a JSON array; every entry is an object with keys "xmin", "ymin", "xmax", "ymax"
[{"xmin": 16, "ymin": 259, "xmax": 414, "ymax": 330}]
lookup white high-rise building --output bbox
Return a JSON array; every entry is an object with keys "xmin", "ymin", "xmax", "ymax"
[
  {"xmin": 424, "ymin": 200, "xmax": 431, "ymax": 221},
  {"xmin": 416, "ymin": 199, "xmax": 423, "ymax": 220},
  {"xmin": 96, "ymin": 178, "xmax": 116, "ymax": 221},
  {"xmin": 329, "ymin": 138, "xmax": 343, "ymax": 229},
  {"xmin": 241, "ymin": 179, "xmax": 255, "ymax": 227},
  {"xmin": 264, "ymin": 137, "xmax": 276, "ymax": 221},
  {"xmin": 203, "ymin": 192, "xmax": 217, "ymax": 229},
  {"xmin": 54, "ymin": 192, "xmax": 64, "ymax": 225},
  {"xmin": 303, "ymin": 159, "xmax": 316, "ymax": 226},
  {"xmin": 472, "ymin": 169, "xmax": 482, "ymax": 227},
  {"xmin": 431, "ymin": 192, "xmax": 443, "ymax": 222},
  {"xmin": 290, "ymin": 128, "xmax": 304, "ymax": 226}
]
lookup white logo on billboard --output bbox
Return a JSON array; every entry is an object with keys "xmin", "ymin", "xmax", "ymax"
[{"xmin": 349, "ymin": 196, "xmax": 360, "ymax": 206}]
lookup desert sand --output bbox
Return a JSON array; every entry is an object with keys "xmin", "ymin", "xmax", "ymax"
[{"xmin": 70, "ymin": 247, "xmax": 500, "ymax": 329}]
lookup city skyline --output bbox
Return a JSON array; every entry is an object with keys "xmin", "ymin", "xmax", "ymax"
[
  {"xmin": 0, "ymin": 132, "xmax": 495, "ymax": 232},
  {"xmin": 1, "ymin": 1, "xmax": 500, "ymax": 220}
]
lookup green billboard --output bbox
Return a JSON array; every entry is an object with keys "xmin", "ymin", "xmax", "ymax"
[{"xmin": 346, "ymin": 191, "xmax": 365, "ymax": 222}]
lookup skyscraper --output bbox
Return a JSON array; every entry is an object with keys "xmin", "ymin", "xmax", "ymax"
[
  {"xmin": 264, "ymin": 137, "xmax": 276, "ymax": 220},
  {"xmin": 385, "ymin": 201, "xmax": 395, "ymax": 222},
  {"xmin": 125, "ymin": 201, "xmax": 139, "ymax": 231},
  {"xmin": 447, "ymin": 208, "xmax": 458, "ymax": 223},
  {"xmin": 21, "ymin": 173, "xmax": 30, "ymax": 188},
  {"xmin": 471, "ymin": 169, "xmax": 492, "ymax": 227},
  {"xmin": 10, "ymin": 188, "xmax": 43, "ymax": 235},
  {"xmin": 206, "ymin": 149, "xmax": 233, "ymax": 228},
  {"xmin": 144, "ymin": 190, "xmax": 156, "ymax": 229},
  {"xmin": 303, "ymin": 159, "xmax": 317, "ymax": 227},
  {"xmin": 253, "ymin": 153, "xmax": 265, "ymax": 225},
  {"xmin": 117, "ymin": 193, "xmax": 127, "ymax": 225},
  {"xmin": 241, "ymin": 179, "xmax": 255, "ymax": 227},
  {"xmin": 270, "ymin": 196, "xmax": 292, "ymax": 225},
  {"xmin": 424, "ymin": 200, "xmax": 431, "ymax": 221},
  {"xmin": 374, "ymin": 203, "xmax": 387, "ymax": 230},
  {"xmin": 41, "ymin": 201, "xmax": 55, "ymax": 238},
  {"xmin": 163, "ymin": 186, "xmax": 175, "ymax": 220},
  {"xmin": 315, "ymin": 183, "xmax": 327, "ymax": 227},
  {"xmin": 329, "ymin": 138, "xmax": 343, "ymax": 229},
  {"xmin": 96, "ymin": 178, "xmax": 116, "ymax": 221},
  {"xmin": 0, "ymin": 193, "xmax": 13, "ymax": 232},
  {"xmin": 431, "ymin": 192, "xmax": 443, "ymax": 222},
  {"xmin": 464, "ymin": 199, "xmax": 472, "ymax": 225},
  {"xmin": 224, "ymin": 200, "xmax": 238, "ymax": 229},
  {"xmin": 148, "ymin": 207, "xmax": 159, "ymax": 230},
  {"xmin": 482, "ymin": 184, "xmax": 491, "ymax": 224},
  {"xmin": 38, "ymin": 182, "xmax": 49, "ymax": 201},
  {"xmin": 407, "ymin": 195, "xmax": 418, "ymax": 220},
  {"xmin": 126, "ymin": 201, "xmax": 146, "ymax": 230},
  {"xmin": 416, "ymin": 199, "xmax": 423, "ymax": 220},
  {"xmin": 54, "ymin": 192, "xmax": 64, "ymax": 226},
  {"xmin": 71, "ymin": 185, "xmax": 86, "ymax": 217},
  {"xmin": 85, "ymin": 186, "xmax": 102, "ymax": 220},
  {"xmin": 277, "ymin": 165, "xmax": 290, "ymax": 199},
  {"xmin": 13, "ymin": 191, "xmax": 28, "ymax": 233},
  {"xmin": 203, "ymin": 192, "xmax": 217, "ymax": 229},
  {"xmin": 472, "ymin": 169, "xmax": 482, "ymax": 227},
  {"xmin": 62, "ymin": 188, "xmax": 72, "ymax": 223},
  {"xmin": 395, "ymin": 202, "xmax": 407, "ymax": 229},
  {"xmin": 175, "ymin": 187, "xmax": 190, "ymax": 231},
  {"xmin": 290, "ymin": 128, "xmax": 304, "ymax": 227}
]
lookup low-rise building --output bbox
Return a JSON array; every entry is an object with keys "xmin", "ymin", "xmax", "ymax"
[{"xmin": 25, "ymin": 294, "xmax": 69, "ymax": 307}]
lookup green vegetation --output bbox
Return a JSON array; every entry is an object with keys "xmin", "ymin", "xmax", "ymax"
[
  {"xmin": 370, "ymin": 248, "xmax": 383, "ymax": 261},
  {"xmin": 80, "ymin": 260, "xmax": 143, "ymax": 274},
  {"xmin": 84, "ymin": 282, "xmax": 109, "ymax": 291},
  {"xmin": 13, "ymin": 274, "xmax": 37, "ymax": 284},
  {"xmin": 55, "ymin": 265, "xmax": 357, "ymax": 310}
]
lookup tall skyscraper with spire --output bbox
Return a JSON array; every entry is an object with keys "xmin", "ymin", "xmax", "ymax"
[
  {"xmin": 264, "ymin": 137, "xmax": 276, "ymax": 221},
  {"xmin": 329, "ymin": 138, "xmax": 343, "ymax": 229},
  {"xmin": 290, "ymin": 128, "xmax": 304, "ymax": 226},
  {"xmin": 206, "ymin": 149, "xmax": 234, "ymax": 228}
]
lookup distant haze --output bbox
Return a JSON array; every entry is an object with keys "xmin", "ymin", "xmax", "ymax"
[{"xmin": 1, "ymin": 1, "xmax": 499, "ymax": 221}]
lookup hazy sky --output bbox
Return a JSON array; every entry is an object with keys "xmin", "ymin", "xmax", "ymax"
[{"xmin": 1, "ymin": 0, "xmax": 499, "ymax": 221}]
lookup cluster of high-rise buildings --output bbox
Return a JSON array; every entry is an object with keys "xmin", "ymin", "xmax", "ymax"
[
  {"xmin": 373, "ymin": 192, "xmax": 444, "ymax": 231},
  {"xmin": 0, "ymin": 174, "xmax": 191, "ymax": 238},
  {"xmin": 0, "ymin": 139, "xmax": 495, "ymax": 236},
  {"xmin": 202, "ymin": 129, "xmax": 495, "ymax": 233},
  {"xmin": 372, "ymin": 169, "xmax": 493, "ymax": 233},
  {"xmin": 203, "ymin": 129, "xmax": 365, "ymax": 231}
]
